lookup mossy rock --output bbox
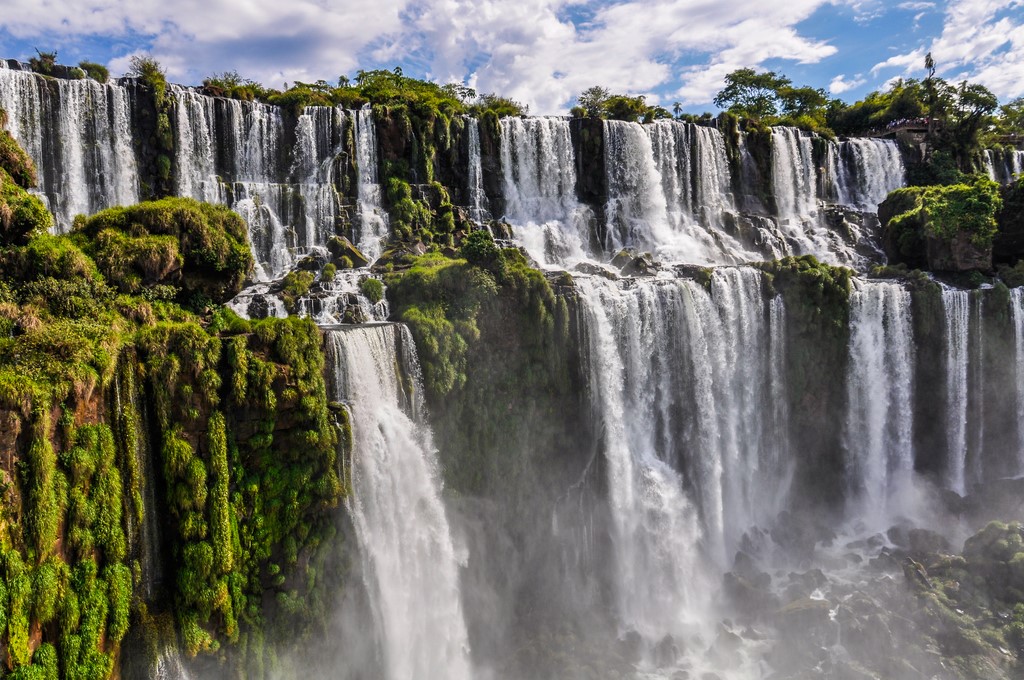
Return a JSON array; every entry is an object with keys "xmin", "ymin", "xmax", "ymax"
[
  {"xmin": 74, "ymin": 198, "xmax": 253, "ymax": 304},
  {"xmin": 0, "ymin": 168, "xmax": 52, "ymax": 246}
]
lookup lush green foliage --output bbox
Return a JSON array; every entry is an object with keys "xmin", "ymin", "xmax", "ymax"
[
  {"xmin": 74, "ymin": 198, "xmax": 253, "ymax": 306},
  {"xmin": 571, "ymin": 85, "xmax": 671, "ymax": 122},
  {"xmin": 885, "ymin": 176, "xmax": 1002, "ymax": 249},
  {"xmin": 78, "ymin": 61, "xmax": 109, "ymax": 83}
]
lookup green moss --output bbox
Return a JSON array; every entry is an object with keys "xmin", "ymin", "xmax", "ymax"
[
  {"xmin": 75, "ymin": 198, "xmax": 253, "ymax": 305},
  {"xmin": 78, "ymin": 61, "xmax": 109, "ymax": 83},
  {"xmin": 359, "ymin": 277, "xmax": 384, "ymax": 304}
]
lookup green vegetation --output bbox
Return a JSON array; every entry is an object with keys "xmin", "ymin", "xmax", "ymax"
[
  {"xmin": 385, "ymin": 231, "xmax": 573, "ymax": 497},
  {"xmin": 78, "ymin": 61, "xmax": 109, "ymax": 83},
  {"xmin": 713, "ymin": 69, "xmax": 830, "ymax": 135},
  {"xmin": 883, "ymin": 176, "xmax": 1002, "ymax": 253},
  {"xmin": 28, "ymin": 50, "xmax": 58, "ymax": 77},
  {"xmin": 0, "ymin": 122, "xmax": 345, "ymax": 678},
  {"xmin": 570, "ymin": 85, "xmax": 671, "ymax": 122},
  {"xmin": 73, "ymin": 198, "xmax": 254, "ymax": 307}
]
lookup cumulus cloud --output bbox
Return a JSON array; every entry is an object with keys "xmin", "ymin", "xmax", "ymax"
[
  {"xmin": 872, "ymin": 0, "xmax": 1024, "ymax": 100},
  {"xmin": 0, "ymin": 0, "xmax": 851, "ymax": 113},
  {"xmin": 830, "ymin": 74, "xmax": 867, "ymax": 93},
  {"xmin": 1, "ymin": 0, "xmax": 409, "ymax": 87}
]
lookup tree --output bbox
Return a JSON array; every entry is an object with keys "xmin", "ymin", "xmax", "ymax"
[
  {"xmin": 577, "ymin": 86, "xmax": 610, "ymax": 118},
  {"xmin": 713, "ymin": 68, "xmax": 792, "ymax": 119},
  {"xmin": 778, "ymin": 86, "xmax": 827, "ymax": 119},
  {"xmin": 672, "ymin": 101, "xmax": 682, "ymax": 119}
]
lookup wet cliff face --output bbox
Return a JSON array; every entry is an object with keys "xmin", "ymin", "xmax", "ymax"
[{"xmin": 5, "ymin": 60, "xmax": 1024, "ymax": 680}]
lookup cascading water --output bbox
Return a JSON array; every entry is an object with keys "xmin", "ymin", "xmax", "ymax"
[
  {"xmin": 834, "ymin": 138, "xmax": 906, "ymax": 211},
  {"xmin": 1013, "ymin": 287, "xmax": 1024, "ymax": 475},
  {"xmin": 500, "ymin": 117, "xmax": 591, "ymax": 266},
  {"xmin": 607, "ymin": 119, "xmax": 757, "ymax": 264},
  {"xmin": 352, "ymin": 106, "xmax": 389, "ymax": 262},
  {"xmin": 943, "ymin": 289, "xmax": 972, "ymax": 494},
  {"xmin": 574, "ymin": 267, "xmax": 789, "ymax": 670},
  {"xmin": 845, "ymin": 281, "xmax": 915, "ymax": 515},
  {"xmin": 171, "ymin": 85, "xmax": 343, "ymax": 279},
  {"xmin": 325, "ymin": 325, "xmax": 472, "ymax": 680},
  {"xmin": 0, "ymin": 62, "xmax": 139, "ymax": 231},
  {"xmin": 983, "ymin": 147, "xmax": 1024, "ymax": 184},
  {"xmin": 465, "ymin": 117, "xmax": 488, "ymax": 223},
  {"xmin": 771, "ymin": 127, "xmax": 817, "ymax": 221}
]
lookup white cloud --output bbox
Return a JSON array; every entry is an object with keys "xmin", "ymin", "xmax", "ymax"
[
  {"xmin": 897, "ymin": 1, "xmax": 936, "ymax": 9},
  {"xmin": 872, "ymin": 0, "xmax": 1024, "ymax": 100},
  {"xmin": 1, "ymin": 0, "xmax": 410, "ymax": 87},
  {"xmin": 0, "ymin": 0, "xmax": 850, "ymax": 113},
  {"xmin": 829, "ymin": 73, "xmax": 867, "ymax": 93}
]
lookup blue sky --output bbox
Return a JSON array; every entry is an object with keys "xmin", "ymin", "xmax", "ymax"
[{"xmin": 0, "ymin": 0, "xmax": 1021, "ymax": 115}]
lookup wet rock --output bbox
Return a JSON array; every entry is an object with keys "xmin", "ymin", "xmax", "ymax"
[
  {"xmin": 573, "ymin": 261, "xmax": 619, "ymax": 280},
  {"xmin": 620, "ymin": 252, "xmax": 658, "ymax": 277},
  {"xmin": 652, "ymin": 634, "xmax": 680, "ymax": 667},
  {"xmin": 706, "ymin": 626, "xmax": 742, "ymax": 669},
  {"xmin": 610, "ymin": 248, "xmax": 638, "ymax": 269},
  {"xmin": 327, "ymin": 235, "xmax": 370, "ymax": 268},
  {"xmin": 723, "ymin": 571, "xmax": 779, "ymax": 615},
  {"xmin": 247, "ymin": 295, "xmax": 270, "ymax": 320},
  {"xmin": 617, "ymin": 630, "xmax": 643, "ymax": 664}
]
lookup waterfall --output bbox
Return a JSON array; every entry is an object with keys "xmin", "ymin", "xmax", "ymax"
[
  {"xmin": 603, "ymin": 120, "xmax": 672, "ymax": 257},
  {"xmin": 325, "ymin": 325, "xmax": 471, "ymax": 680},
  {"xmin": 834, "ymin": 138, "xmax": 906, "ymax": 211},
  {"xmin": 574, "ymin": 267, "xmax": 790, "ymax": 648},
  {"xmin": 983, "ymin": 147, "xmax": 1024, "ymax": 185},
  {"xmin": 465, "ymin": 117, "xmax": 488, "ymax": 223},
  {"xmin": 499, "ymin": 117, "xmax": 590, "ymax": 267},
  {"xmin": 0, "ymin": 63, "xmax": 139, "ymax": 231},
  {"xmin": 771, "ymin": 127, "xmax": 816, "ymax": 221},
  {"xmin": 845, "ymin": 281, "xmax": 915, "ymax": 513},
  {"xmin": 352, "ymin": 106, "xmax": 389, "ymax": 262},
  {"xmin": 171, "ymin": 86, "xmax": 346, "ymax": 280},
  {"xmin": 635, "ymin": 120, "xmax": 754, "ymax": 264},
  {"xmin": 1013, "ymin": 288, "xmax": 1024, "ymax": 475},
  {"xmin": 943, "ymin": 289, "xmax": 971, "ymax": 494}
]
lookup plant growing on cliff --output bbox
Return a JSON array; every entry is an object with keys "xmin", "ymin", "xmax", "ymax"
[{"xmin": 884, "ymin": 176, "xmax": 1002, "ymax": 251}]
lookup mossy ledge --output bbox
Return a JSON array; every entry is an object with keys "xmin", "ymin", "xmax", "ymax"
[{"xmin": 0, "ymin": 181, "xmax": 345, "ymax": 678}]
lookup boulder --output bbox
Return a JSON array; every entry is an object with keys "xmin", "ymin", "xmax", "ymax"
[
  {"xmin": 327, "ymin": 236, "xmax": 370, "ymax": 268},
  {"xmin": 621, "ymin": 252, "xmax": 659, "ymax": 277},
  {"xmin": 573, "ymin": 261, "xmax": 619, "ymax": 280}
]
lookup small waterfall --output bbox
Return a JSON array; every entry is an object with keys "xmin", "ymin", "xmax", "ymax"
[
  {"xmin": 943, "ymin": 289, "xmax": 971, "ymax": 494},
  {"xmin": 171, "ymin": 86, "xmax": 345, "ymax": 280},
  {"xmin": 465, "ymin": 117, "xmax": 488, "ymax": 222},
  {"xmin": 1013, "ymin": 288, "xmax": 1024, "ymax": 475},
  {"xmin": 0, "ymin": 63, "xmax": 139, "ymax": 231},
  {"xmin": 771, "ymin": 127, "xmax": 816, "ymax": 221},
  {"xmin": 834, "ymin": 138, "xmax": 906, "ymax": 211},
  {"xmin": 326, "ymin": 325, "xmax": 471, "ymax": 680},
  {"xmin": 574, "ymin": 267, "xmax": 790, "ymax": 649},
  {"xmin": 983, "ymin": 147, "xmax": 1024, "ymax": 184},
  {"xmin": 500, "ymin": 117, "xmax": 590, "ymax": 267},
  {"xmin": 638, "ymin": 120, "xmax": 753, "ymax": 264},
  {"xmin": 352, "ymin": 107, "xmax": 389, "ymax": 262},
  {"xmin": 603, "ymin": 120, "xmax": 672, "ymax": 257},
  {"xmin": 845, "ymin": 281, "xmax": 915, "ymax": 513}
]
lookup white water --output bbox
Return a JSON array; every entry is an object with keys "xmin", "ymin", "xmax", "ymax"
[
  {"xmin": 0, "ymin": 63, "xmax": 139, "ymax": 231},
  {"xmin": 353, "ymin": 106, "xmax": 389, "ymax": 262},
  {"xmin": 845, "ymin": 281, "xmax": 915, "ymax": 515},
  {"xmin": 983, "ymin": 147, "xmax": 1024, "ymax": 184},
  {"xmin": 834, "ymin": 138, "xmax": 906, "ymax": 211},
  {"xmin": 574, "ymin": 267, "xmax": 789, "ymax": 669},
  {"xmin": 326, "ymin": 325, "xmax": 471, "ymax": 680},
  {"xmin": 465, "ymin": 117, "xmax": 488, "ymax": 223},
  {"xmin": 771, "ymin": 127, "xmax": 816, "ymax": 222},
  {"xmin": 1014, "ymin": 288, "xmax": 1024, "ymax": 475},
  {"xmin": 943, "ymin": 289, "xmax": 971, "ymax": 494},
  {"xmin": 604, "ymin": 120, "xmax": 758, "ymax": 265},
  {"xmin": 500, "ymin": 117, "xmax": 591, "ymax": 267},
  {"xmin": 174, "ymin": 89, "xmax": 344, "ymax": 279}
]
